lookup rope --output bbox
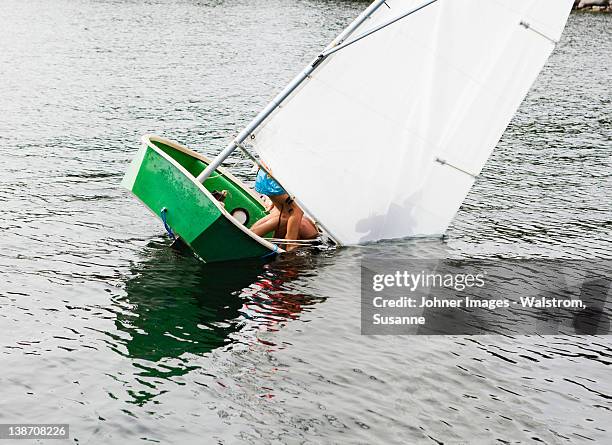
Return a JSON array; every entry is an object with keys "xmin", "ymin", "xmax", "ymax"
[
  {"xmin": 265, "ymin": 238, "xmax": 320, "ymax": 245},
  {"xmin": 160, "ymin": 207, "xmax": 176, "ymax": 240},
  {"xmin": 204, "ymin": 172, "xmax": 222, "ymax": 181}
]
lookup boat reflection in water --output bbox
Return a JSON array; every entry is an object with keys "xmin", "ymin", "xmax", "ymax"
[
  {"xmin": 112, "ymin": 237, "xmax": 448, "ymax": 406},
  {"xmin": 114, "ymin": 239, "xmax": 325, "ymax": 374}
]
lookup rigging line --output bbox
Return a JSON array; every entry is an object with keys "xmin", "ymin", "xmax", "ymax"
[
  {"xmin": 236, "ymin": 141, "xmax": 301, "ymax": 207},
  {"xmin": 321, "ymin": 0, "xmax": 439, "ymax": 58},
  {"xmin": 236, "ymin": 141, "xmax": 331, "ymax": 246},
  {"xmin": 235, "ymin": 141, "xmax": 273, "ymax": 177},
  {"xmin": 435, "ymin": 157, "xmax": 479, "ymax": 179},
  {"xmin": 234, "ymin": 142, "xmax": 288, "ymax": 202},
  {"xmin": 236, "ymin": 139, "xmax": 339, "ymax": 246},
  {"xmin": 266, "ymin": 241, "xmax": 320, "ymax": 247},
  {"xmin": 519, "ymin": 21, "xmax": 558, "ymax": 44},
  {"xmin": 265, "ymin": 238, "xmax": 320, "ymax": 244}
]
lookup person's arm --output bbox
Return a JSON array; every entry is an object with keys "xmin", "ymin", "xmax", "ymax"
[{"xmin": 285, "ymin": 204, "xmax": 304, "ymax": 251}]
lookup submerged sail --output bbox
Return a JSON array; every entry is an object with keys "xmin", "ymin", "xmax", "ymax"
[{"xmin": 250, "ymin": 0, "xmax": 573, "ymax": 245}]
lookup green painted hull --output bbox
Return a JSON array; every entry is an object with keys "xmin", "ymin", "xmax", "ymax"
[{"xmin": 122, "ymin": 135, "xmax": 280, "ymax": 263}]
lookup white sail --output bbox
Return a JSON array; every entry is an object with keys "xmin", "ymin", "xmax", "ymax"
[{"xmin": 250, "ymin": 0, "xmax": 574, "ymax": 245}]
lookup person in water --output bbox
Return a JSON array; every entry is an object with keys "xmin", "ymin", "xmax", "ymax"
[{"xmin": 250, "ymin": 168, "xmax": 317, "ymax": 250}]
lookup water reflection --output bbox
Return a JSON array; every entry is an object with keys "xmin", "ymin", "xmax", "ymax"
[
  {"xmin": 113, "ymin": 241, "xmax": 326, "ymax": 388},
  {"xmin": 114, "ymin": 241, "xmax": 263, "ymax": 365},
  {"xmin": 240, "ymin": 253, "xmax": 328, "ymax": 335}
]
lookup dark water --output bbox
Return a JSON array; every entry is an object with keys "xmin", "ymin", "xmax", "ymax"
[{"xmin": 1, "ymin": 1, "xmax": 611, "ymax": 443}]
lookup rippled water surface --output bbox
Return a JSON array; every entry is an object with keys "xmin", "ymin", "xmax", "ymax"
[{"xmin": 1, "ymin": 1, "xmax": 611, "ymax": 443}]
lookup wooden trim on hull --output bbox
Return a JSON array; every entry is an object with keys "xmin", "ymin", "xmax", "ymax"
[{"xmin": 143, "ymin": 134, "xmax": 267, "ymax": 205}]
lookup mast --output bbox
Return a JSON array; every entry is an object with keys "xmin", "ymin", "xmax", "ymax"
[{"xmin": 196, "ymin": 0, "xmax": 391, "ymax": 184}]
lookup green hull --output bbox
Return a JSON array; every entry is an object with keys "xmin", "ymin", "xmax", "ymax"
[{"xmin": 122, "ymin": 135, "xmax": 280, "ymax": 262}]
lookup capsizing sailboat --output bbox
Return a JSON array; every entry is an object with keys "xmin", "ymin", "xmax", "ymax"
[{"xmin": 122, "ymin": 0, "xmax": 575, "ymax": 263}]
